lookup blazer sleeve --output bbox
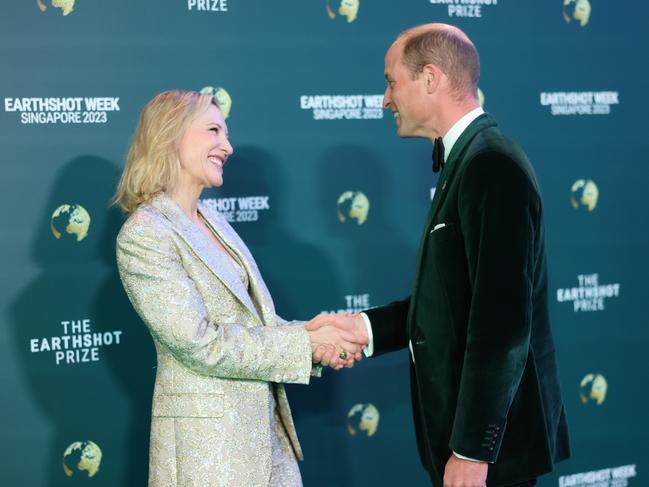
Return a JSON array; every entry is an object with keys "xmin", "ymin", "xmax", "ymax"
[
  {"xmin": 449, "ymin": 151, "xmax": 539, "ymax": 462},
  {"xmin": 363, "ymin": 297, "xmax": 410, "ymax": 357},
  {"xmin": 275, "ymin": 314, "xmax": 323, "ymax": 378},
  {"xmin": 116, "ymin": 213, "xmax": 313, "ymax": 385}
]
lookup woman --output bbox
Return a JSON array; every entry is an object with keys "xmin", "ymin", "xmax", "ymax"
[{"xmin": 114, "ymin": 90, "xmax": 363, "ymax": 486}]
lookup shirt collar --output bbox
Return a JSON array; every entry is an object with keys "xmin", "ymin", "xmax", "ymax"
[{"xmin": 442, "ymin": 107, "xmax": 484, "ymax": 161}]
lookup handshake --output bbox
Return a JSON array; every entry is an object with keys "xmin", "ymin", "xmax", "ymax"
[{"xmin": 304, "ymin": 313, "xmax": 369, "ymax": 370}]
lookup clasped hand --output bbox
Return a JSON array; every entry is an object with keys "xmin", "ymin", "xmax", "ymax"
[{"xmin": 305, "ymin": 313, "xmax": 368, "ymax": 370}]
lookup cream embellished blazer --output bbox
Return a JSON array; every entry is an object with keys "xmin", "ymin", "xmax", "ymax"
[{"xmin": 116, "ymin": 193, "xmax": 315, "ymax": 486}]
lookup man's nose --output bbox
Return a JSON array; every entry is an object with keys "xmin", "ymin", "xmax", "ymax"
[{"xmin": 383, "ymin": 89, "xmax": 391, "ymax": 109}]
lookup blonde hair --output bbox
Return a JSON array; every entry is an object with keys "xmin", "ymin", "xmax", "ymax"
[{"xmin": 113, "ymin": 90, "xmax": 218, "ymax": 214}]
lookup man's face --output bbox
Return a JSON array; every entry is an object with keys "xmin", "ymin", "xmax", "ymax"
[{"xmin": 383, "ymin": 42, "xmax": 429, "ymax": 138}]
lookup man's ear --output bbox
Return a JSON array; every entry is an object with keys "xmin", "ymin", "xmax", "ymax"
[{"xmin": 423, "ymin": 64, "xmax": 442, "ymax": 94}]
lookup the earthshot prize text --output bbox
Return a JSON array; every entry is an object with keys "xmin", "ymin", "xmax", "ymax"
[{"xmin": 30, "ymin": 319, "xmax": 122, "ymax": 365}]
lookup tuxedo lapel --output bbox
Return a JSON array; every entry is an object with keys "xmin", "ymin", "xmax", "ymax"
[
  {"xmin": 426, "ymin": 113, "xmax": 498, "ymax": 230},
  {"xmin": 150, "ymin": 194, "xmax": 262, "ymax": 323},
  {"xmin": 407, "ymin": 114, "xmax": 498, "ymax": 337}
]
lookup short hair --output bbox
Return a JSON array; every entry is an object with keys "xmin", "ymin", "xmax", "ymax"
[
  {"xmin": 113, "ymin": 90, "xmax": 219, "ymax": 214},
  {"xmin": 399, "ymin": 25, "xmax": 480, "ymax": 98}
]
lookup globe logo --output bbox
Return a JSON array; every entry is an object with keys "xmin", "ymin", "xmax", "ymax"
[
  {"xmin": 570, "ymin": 179, "xmax": 599, "ymax": 211},
  {"xmin": 326, "ymin": 0, "xmax": 360, "ymax": 23},
  {"xmin": 36, "ymin": 0, "xmax": 76, "ymax": 16},
  {"xmin": 63, "ymin": 441, "xmax": 102, "ymax": 477},
  {"xmin": 337, "ymin": 191, "xmax": 369, "ymax": 225},
  {"xmin": 50, "ymin": 204, "xmax": 91, "ymax": 241},
  {"xmin": 563, "ymin": 0, "xmax": 591, "ymax": 27},
  {"xmin": 346, "ymin": 403, "xmax": 379, "ymax": 437},
  {"xmin": 580, "ymin": 373, "xmax": 607, "ymax": 405},
  {"xmin": 200, "ymin": 86, "xmax": 232, "ymax": 119}
]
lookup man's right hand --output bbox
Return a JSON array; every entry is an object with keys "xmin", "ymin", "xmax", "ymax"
[
  {"xmin": 306, "ymin": 313, "xmax": 369, "ymax": 369},
  {"xmin": 306, "ymin": 313, "xmax": 368, "ymax": 344}
]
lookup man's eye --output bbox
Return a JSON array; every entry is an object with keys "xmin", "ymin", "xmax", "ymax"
[{"xmin": 210, "ymin": 127, "xmax": 219, "ymax": 133}]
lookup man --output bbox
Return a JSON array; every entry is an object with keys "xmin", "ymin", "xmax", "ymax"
[{"xmin": 309, "ymin": 23, "xmax": 570, "ymax": 487}]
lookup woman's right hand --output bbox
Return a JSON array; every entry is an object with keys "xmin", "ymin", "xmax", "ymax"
[{"xmin": 308, "ymin": 325, "xmax": 362, "ymax": 369}]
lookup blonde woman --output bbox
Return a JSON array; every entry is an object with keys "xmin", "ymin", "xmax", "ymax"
[{"xmin": 114, "ymin": 90, "xmax": 367, "ymax": 486}]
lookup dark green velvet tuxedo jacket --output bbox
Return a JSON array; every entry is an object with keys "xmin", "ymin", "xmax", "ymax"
[{"xmin": 365, "ymin": 114, "xmax": 570, "ymax": 486}]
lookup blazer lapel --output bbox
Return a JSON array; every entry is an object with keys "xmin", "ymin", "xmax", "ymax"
[
  {"xmin": 198, "ymin": 200, "xmax": 279, "ymax": 327},
  {"xmin": 426, "ymin": 113, "xmax": 498, "ymax": 230},
  {"xmin": 407, "ymin": 114, "xmax": 498, "ymax": 336},
  {"xmin": 150, "ymin": 194, "xmax": 262, "ymax": 323}
]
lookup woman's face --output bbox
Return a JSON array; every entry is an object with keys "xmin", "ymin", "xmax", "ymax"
[{"xmin": 177, "ymin": 103, "xmax": 233, "ymax": 190}]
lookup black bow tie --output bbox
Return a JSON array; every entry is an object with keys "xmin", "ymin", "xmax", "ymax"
[{"xmin": 432, "ymin": 137, "xmax": 445, "ymax": 173}]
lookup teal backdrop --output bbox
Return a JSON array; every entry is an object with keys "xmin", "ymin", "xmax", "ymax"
[{"xmin": 1, "ymin": 1, "xmax": 647, "ymax": 486}]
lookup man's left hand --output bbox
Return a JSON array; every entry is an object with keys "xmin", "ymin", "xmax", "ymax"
[{"xmin": 443, "ymin": 454, "xmax": 488, "ymax": 487}]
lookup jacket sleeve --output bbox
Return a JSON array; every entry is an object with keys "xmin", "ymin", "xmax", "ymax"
[
  {"xmin": 116, "ymin": 213, "xmax": 313, "ymax": 385},
  {"xmin": 363, "ymin": 297, "xmax": 411, "ymax": 357},
  {"xmin": 275, "ymin": 314, "xmax": 322, "ymax": 378},
  {"xmin": 449, "ymin": 152, "xmax": 538, "ymax": 462}
]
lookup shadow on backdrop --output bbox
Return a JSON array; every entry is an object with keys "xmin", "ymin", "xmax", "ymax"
[
  {"xmin": 10, "ymin": 156, "xmax": 155, "ymax": 487},
  {"xmin": 313, "ymin": 144, "xmax": 429, "ymax": 486}
]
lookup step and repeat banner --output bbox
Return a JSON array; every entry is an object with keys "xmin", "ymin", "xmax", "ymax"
[{"xmin": 1, "ymin": 1, "xmax": 647, "ymax": 486}]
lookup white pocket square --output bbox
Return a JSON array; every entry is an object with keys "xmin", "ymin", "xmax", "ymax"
[{"xmin": 431, "ymin": 223, "xmax": 446, "ymax": 233}]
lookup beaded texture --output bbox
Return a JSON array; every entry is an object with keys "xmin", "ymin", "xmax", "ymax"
[{"xmin": 117, "ymin": 193, "xmax": 316, "ymax": 486}]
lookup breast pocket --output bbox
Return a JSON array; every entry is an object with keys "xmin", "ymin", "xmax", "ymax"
[
  {"xmin": 427, "ymin": 220, "xmax": 471, "ymax": 339},
  {"xmin": 427, "ymin": 221, "xmax": 468, "ymax": 285},
  {"xmin": 428, "ymin": 222, "xmax": 458, "ymax": 243},
  {"xmin": 416, "ymin": 222, "xmax": 461, "ymax": 307}
]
